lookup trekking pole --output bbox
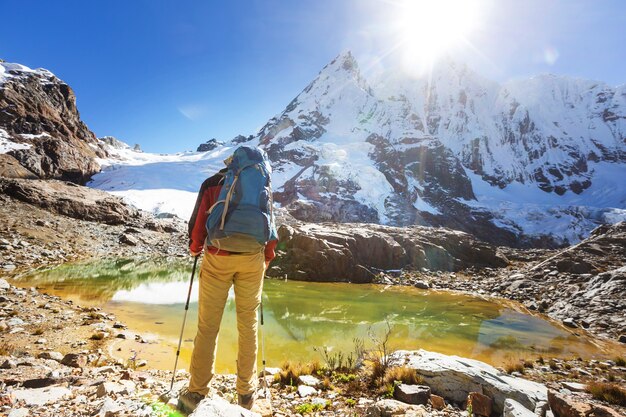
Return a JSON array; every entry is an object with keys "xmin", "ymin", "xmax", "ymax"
[
  {"xmin": 259, "ymin": 299, "xmax": 270, "ymax": 398},
  {"xmin": 169, "ymin": 255, "xmax": 200, "ymax": 393}
]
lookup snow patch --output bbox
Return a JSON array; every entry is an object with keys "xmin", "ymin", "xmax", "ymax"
[{"xmin": 0, "ymin": 129, "xmax": 32, "ymax": 154}]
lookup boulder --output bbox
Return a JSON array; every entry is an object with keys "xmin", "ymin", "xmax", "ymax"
[
  {"xmin": 37, "ymin": 351, "xmax": 64, "ymax": 362},
  {"xmin": 393, "ymin": 384, "xmax": 430, "ymax": 405},
  {"xmin": 468, "ymin": 392, "xmax": 492, "ymax": 417},
  {"xmin": 503, "ymin": 399, "xmax": 536, "ymax": 417},
  {"xmin": 8, "ymin": 409, "xmax": 29, "ymax": 417},
  {"xmin": 561, "ymin": 382, "xmax": 587, "ymax": 392},
  {"xmin": 365, "ymin": 399, "xmax": 426, "ymax": 417},
  {"xmin": 22, "ymin": 377, "xmax": 59, "ymax": 389},
  {"xmin": 12, "ymin": 386, "xmax": 72, "ymax": 406},
  {"xmin": 96, "ymin": 381, "xmax": 128, "ymax": 397},
  {"xmin": 562, "ymin": 318, "xmax": 577, "ymax": 328},
  {"xmin": 61, "ymin": 353, "xmax": 87, "ymax": 368},
  {"xmin": 298, "ymin": 374, "xmax": 320, "ymax": 387},
  {"xmin": 430, "ymin": 394, "xmax": 446, "ymax": 410},
  {"xmin": 297, "ymin": 385, "xmax": 317, "ymax": 397},
  {"xmin": 189, "ymin": 396, "xmax": 260, "ymax": 417},
  {"xmin": 97, "ymin": 397, "xmax": 122, "ymax": 417},
  {"xmin": 390, "ymin": 350, "xmax": 547, "ymax": 414},
  {"xmin": 547, "ymin": 390, "xmax": 592, "ymax": 417}
]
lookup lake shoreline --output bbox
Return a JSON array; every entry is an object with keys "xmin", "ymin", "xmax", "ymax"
[{"xmin": 1, "ymin": 275, "xmax": 625, "ymax": 417}]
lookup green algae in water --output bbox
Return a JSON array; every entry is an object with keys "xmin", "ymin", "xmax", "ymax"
[{"xmin": 15, "ymin": 258, "xmax": 618, "ymax": 372}]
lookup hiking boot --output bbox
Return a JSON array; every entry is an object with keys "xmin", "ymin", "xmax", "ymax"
[
  {"xmin": 177, "ymin": 388, "xmax": 205, "ymax": 414},
  {"xmin": 237, "ymin": 392, "xmax": 255, "ymax": 410}
]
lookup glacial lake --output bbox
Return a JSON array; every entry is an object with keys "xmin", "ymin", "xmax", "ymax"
[{"xmin": 14, "ymin": 258, "xmax": 619, "ymax": 373}]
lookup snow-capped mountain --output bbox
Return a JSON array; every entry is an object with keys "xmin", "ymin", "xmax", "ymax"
[
  {"xmin": 3, "ymin": 56, "xmax": 623, "ymax": 246},
  {"xmin": 245, "ymin": 52, "xmax": 625, "ymax": 245}
]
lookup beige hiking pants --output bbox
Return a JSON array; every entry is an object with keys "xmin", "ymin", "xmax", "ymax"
[{"xmin": 188, "ymin": 250, "xmax": 265, "ymax": 396}]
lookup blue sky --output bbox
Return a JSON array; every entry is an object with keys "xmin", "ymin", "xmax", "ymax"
[{"xmin": 1, "ymin": 0, "xmax": 624, "ymax": 153}]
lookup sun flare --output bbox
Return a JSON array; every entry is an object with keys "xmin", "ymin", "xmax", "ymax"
[{"xmin": 394, "ymin": 0, "xmax": 483, "ymax": 73}]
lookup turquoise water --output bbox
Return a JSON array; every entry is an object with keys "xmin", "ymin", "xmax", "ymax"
[{"xmin": 14, "ymin": 258, "xmax": 615, "ymax": 372}]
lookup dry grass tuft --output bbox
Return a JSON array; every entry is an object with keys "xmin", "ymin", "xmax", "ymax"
[
  {"xmin": 383, "ymin": 366, "xmax": 423, "ymax": 386},
  {"xmin": 587, "ymin": 382, "xmax": 626, "ymax": 406},
  {"xmin": 504, "ymin": 361, "xmax": 525, "ymax": 374},
  {"xmin": 274, "ymin": 361, "xmax": 323, "ymax": 387},
  {"xmin": 0, "ymin": 341, "xmax": 14, "ymax": 356}
]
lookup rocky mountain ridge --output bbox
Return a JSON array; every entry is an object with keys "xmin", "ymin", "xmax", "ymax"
[{"xmin": 0, "ymin": 61, "xmax": 104, "ymax": 183}]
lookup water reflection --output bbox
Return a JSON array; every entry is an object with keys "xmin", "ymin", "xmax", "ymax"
[{"xmin": 14, "ymin": 258, "xmax": 615, "ymax": 371}]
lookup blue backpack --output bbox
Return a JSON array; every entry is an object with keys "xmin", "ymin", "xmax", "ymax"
[{"xmin": 206, "ymin": 146, "xmax": 277, "ymax": 252}]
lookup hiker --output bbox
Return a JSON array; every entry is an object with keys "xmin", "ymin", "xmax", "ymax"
[{"xmin": 178, "ymin": 146, "xmax": 278, "ymax": 413}]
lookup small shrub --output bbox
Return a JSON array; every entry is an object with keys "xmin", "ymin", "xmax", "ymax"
[
  {"xmin": 90, "ymin": 332, "xmax": 105, "ymax": 340},
  {"xmin": 587, "ymin": 382, "xmax": 626, "ymax": 406},
  {"xmin": 370, "ymin": 355, "xmax": 387, "ymax": 386},
  {"xmin": 345, "ymin": 398, "xmax": 356, "ymax": 407},
  {"xmin": 523, "ymin": 360, "xmax": 534, "ymax": 369},
  {"xmin": 537, "ymin": 356, "xmax": 545, "ymax": 365},
  {"xmin": 344, "ymin": 379, "xmax": 366, "ymax": 396},
  {"xmin": 32, "ymin": 327, "xmax": 45, "ymax": 336},
  {"xmin": 548, "ymin": 360, "xmax": 558, "ymax": 370},
  {"xmin": 563, "ymin": 363, "xmax": 572, "ymax": 370},
  {"xmin": 295, "ymin": 402, "xmax": 325, "ymax": 414},
  {"xmin": 379, "ymin": 380, "xmax": 403, "ymax": 398},
  {"xmin": 614, "ymin": 357, "xmax": 626, "ymax": 367},
  {"xmin": 334, "ymin": 373, "xmax": 357, "ymax": 384},
  {"xmin": 607, "ymin": 373, "xmax": 616, "ymax": 382}
]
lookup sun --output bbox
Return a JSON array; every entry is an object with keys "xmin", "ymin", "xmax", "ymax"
[{"xmin": 393, "ymin": 0, "xmax": 483, "ymax": 73}]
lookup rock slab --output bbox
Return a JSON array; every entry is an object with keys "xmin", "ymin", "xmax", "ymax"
[
  {"xmin": 468, "ymin": 392, "xmax": 492, "ymax": 417},
  {"xmin": 393, "ymin": 384, "xmax": 431, "ymax": 405},
  {"xmin": 189, "ymin": 396, "xmax": 261, "ymax": 417},
  {"xmin": 390, "ymin": 350, "xmax": 547, "ymax": 414},
  {"xmin": 503, "ymin": 399, "xmax": 536, "ymax": 417}
]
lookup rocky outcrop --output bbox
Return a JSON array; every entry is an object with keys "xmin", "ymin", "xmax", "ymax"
[
  {"xmin": 269, "ymin": 222, "xmax": 508, "ymax": 282},
  {"xmin": 390, "ymin": 350, "xmax": 548, "ymax": 414},
  {"xmin": 0, "ymin": 61, "xmax": 103, "ymax": 183},
  {"xmin": 196, "ymin": 138, "xmax": 224, "ymax": 152},
  {"xmin": 0, "ymin": 177, "xmax": 138, "ymax": 225},
  {"xmin": 531, "ymin": 222, "xmax": 626, "ymax": 275},
  {"xmin": 0, "ymin": 154, "xmax": 37, "ymax": 179}
]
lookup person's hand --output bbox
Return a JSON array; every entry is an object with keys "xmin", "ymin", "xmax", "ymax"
[
  {"xmin": 265, "ymin": 261, "xmax": 270, "ymax": 269},
  {"xmin": 191, "ymin": 250, "xmax": 202, "ymax": 257}
]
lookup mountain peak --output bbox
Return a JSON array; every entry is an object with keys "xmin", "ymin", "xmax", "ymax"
[
  {"xmin": 0, "ymin": 61, "xmax": 55, "ymax": 85},
  {"xmin": 319, "ymin": 51, "xmax": 360, "ymax": 76}
]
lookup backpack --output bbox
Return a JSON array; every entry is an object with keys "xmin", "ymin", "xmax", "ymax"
[{"xmin": 206, "ymin": 146, "xmax": 277, "ymax": 252}]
